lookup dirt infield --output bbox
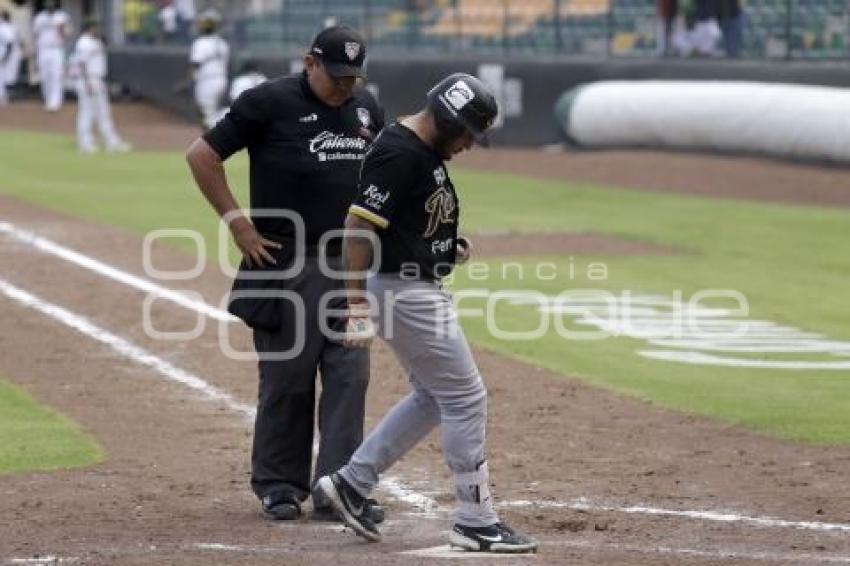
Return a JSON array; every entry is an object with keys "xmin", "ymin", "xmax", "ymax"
[{"xmin": 2, "ymin": 103, "xmax": 850, "ymax": 564}]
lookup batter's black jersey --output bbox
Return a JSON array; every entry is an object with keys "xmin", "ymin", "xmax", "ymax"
[
  {"xmin": 349, "ymin": 123, "xmax": 459, "ymax": 279},
  {"xmin": 203, "ymin": 73, "xmax": 384, "ymax": 244}
]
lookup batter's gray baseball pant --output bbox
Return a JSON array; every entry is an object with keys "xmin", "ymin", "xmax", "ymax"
[{"xmin": 339, "ymin": 275, "xmax": 499, "ymax": 527}]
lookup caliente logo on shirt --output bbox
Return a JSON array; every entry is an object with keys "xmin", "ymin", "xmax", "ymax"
[{"xmin": 308, "ymin": 131, "xmax": 368, "ymax": 162}]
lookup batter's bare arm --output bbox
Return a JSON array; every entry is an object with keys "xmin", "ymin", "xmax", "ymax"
[
  {"xmin": 186, "ymin": 137, "xmax": 281, "ymax": 266},
  {"xmin": 342, "ymin": 214, "xmax": 378, "ymax": 347},
  {"xmin": 343, "ymin": 214, "xmax": 377, "ymax": 297}
]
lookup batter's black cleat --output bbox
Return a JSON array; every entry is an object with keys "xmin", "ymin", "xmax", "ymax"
[
  {"xmin": 261, "ymin": 491, "xmax": 301, "ymax": 521},
  {"xmin": 366, "ymin": 499, "xmax": 386, "ymax": 524},
  {"xmin": 449, "ymin": 522, "xmax": 538, "ymax": 554},
  {"xmin": 311, "ymin": 498, "xmax": 385, "ymax": 524},
  {"xmin": 309, "ymin": 505, "xmax": 339, "ymax": 522},
  {"xmin": 316, "ymin": 473, "xmax": 381, "ymax": 542}
]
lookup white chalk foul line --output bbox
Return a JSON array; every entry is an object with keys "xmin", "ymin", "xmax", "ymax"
[
  {"xmin": 7, "ymin": 558, "xmax": 78, "ymax": 565},
  {"xmin": 381, "ymin": 476, "xmax": 441, "ymax": 517},
  {"xmin": 0, "ymin": 221, "xmax": 237, "ymax": 323},
  {"xmin": 400, "ymin": 545, "xmax": 536, "ymax": 559},
  {"xmin": 502, "ymin": 499, "xmax": 850, "ymax": 534},
  {"xmin": 0, "ymin": 278, "xmax": 255, "ymax": 422}
]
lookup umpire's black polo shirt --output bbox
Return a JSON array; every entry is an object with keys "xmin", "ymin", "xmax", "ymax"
[{"xmin": 204, "ymin": 73, "xmax": 384, "ymax": 245}]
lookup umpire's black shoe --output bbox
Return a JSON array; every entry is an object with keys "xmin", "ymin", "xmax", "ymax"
[
  {"xmin": 316, "ymin": 473, "xmax": 381, "ymax": 542},
  {"xmin": 261, "ymin": 491, "xmax": 301, "ymax": 521},
  {"xmin": 449, "ymin": 522, "xmax": 538, "ymax": 553}
]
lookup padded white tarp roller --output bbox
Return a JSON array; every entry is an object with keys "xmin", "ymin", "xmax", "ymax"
[{"xmin": 558, "ymin": 81, "xmax": 850, "ymax": 163}]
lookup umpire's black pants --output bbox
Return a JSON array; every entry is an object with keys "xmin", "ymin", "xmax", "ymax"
[{"xmin": 250, "ymin": 256, "xmax": 369, "ymax": 503}]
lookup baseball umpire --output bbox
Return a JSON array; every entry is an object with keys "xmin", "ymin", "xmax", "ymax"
[
  {"xmin": 186, "ymin": 25, "xmax": 385, "ymax": 523},
  {"xmin": 316, "ymin": 73, "xmax": 538, "ymax": 553}
]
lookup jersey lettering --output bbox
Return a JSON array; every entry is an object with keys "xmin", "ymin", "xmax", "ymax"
[
  {"xmin": 309, "ymin": 131, "xmax": 367, "ymax": 153},
  {"xmin": 423, "ymin": 187, "xmax": 456, "ymax": 239}
]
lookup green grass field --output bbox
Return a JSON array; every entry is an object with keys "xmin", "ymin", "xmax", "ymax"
[
  {"xmin": 2, "ymin": 130, "xmax": 849, "ymax": 444},
  {"xmin": 0, "ymin": 378, "xmax": 102, "ymax": 474}
]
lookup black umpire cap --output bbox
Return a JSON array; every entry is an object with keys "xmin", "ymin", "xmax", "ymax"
[{"xmin": 310, "ymin": 26, "xmax": 367, "ymax": 78}]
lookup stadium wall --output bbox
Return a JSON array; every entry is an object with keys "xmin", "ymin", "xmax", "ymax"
[{"xmin": 110, "ymin": 46, "xmax": 850, "ymax": 147}]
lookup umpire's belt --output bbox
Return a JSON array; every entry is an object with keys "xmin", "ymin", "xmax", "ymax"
[
  {"xmin": 227, "ymin": 234, "xmax": 340, "ymax": 330},
  {"xmin": 261, "ymin": 233, "xmax": 342, "ymax": 258}
]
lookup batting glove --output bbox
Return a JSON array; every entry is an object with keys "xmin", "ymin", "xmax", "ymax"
[
  {"xmin": 456, "ymin": 235, "xmax": 473, "ymax": 265},
  {"xmin": 343, "ymin": 302, "xmax": 375, "ymax": 349}
]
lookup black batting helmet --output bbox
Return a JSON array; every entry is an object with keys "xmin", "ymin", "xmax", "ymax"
[{"xmin": 427, "ymin": 73, "xmax": 498, "ymax": 146}]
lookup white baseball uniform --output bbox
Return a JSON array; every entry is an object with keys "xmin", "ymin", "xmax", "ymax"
[
  {"xmin": 229, "ymin": 71, "xmax": 266, "ymax": 103},
  {"xmin": 158, "ymin": 5, "xmax": 178, "ymax": 36},
  {"xmin": 0, "ymin": 19, "xmax": 21, "ymax": 88},
  {"xmin": 175, "ymin": 0, "xmax": 196, "ymax": 22},
  {"xmin": 0, "ymin": 22, "xmax": 12, "ymax": 104},
  {"xmin": 73, "ymin": 32, "xmax": 129, "ymax": 153},
  {"xmin": 32, "ymin": 9, "xmax": 71, "ymax": 111},
  {"xmin": 190, "ymin": 33, "xmax": 229, "ymax": 129}
]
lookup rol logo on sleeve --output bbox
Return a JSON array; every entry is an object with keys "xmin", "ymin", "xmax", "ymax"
[{"xmin": 363, "ymin": 184, "xmax": 390, "ymax": 210}]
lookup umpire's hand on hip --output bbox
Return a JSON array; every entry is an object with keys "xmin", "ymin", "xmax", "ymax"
[{"xmin": 231, "ymin": 217, "xmax": 282, "ymax": 268}]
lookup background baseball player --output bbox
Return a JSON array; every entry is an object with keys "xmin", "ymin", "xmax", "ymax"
[
  {"xmin": 71, "ymin": 18, "xmax": 131, "ymax": 154},
  {"xmin": 186, "ymin": 26, "xmax": 385, "ymax": 524},
  {"xmin": 206, "ymin": 59, "xmax": 267, "ymax": 125},
  {"xmin": 228, "ymin": 59, "xmax": 266, "ymax": 103},
  {"xmin": 32, "ymin": 0, "xmax": 71, "ymax": 112},
  {"xmin": 188, "ymin": 9, "xmax": 228, "ymax": 130},
  {"xmin": 0, "ymin": 10, "xmax": 22, "ymax": 95},
  {"xmin": 0, "ymin": 10, "xmax": 12, "ymax": 105},
  {"xmin": 317, "ymin": 73, "xmax": 538, "ymax": 554}
]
